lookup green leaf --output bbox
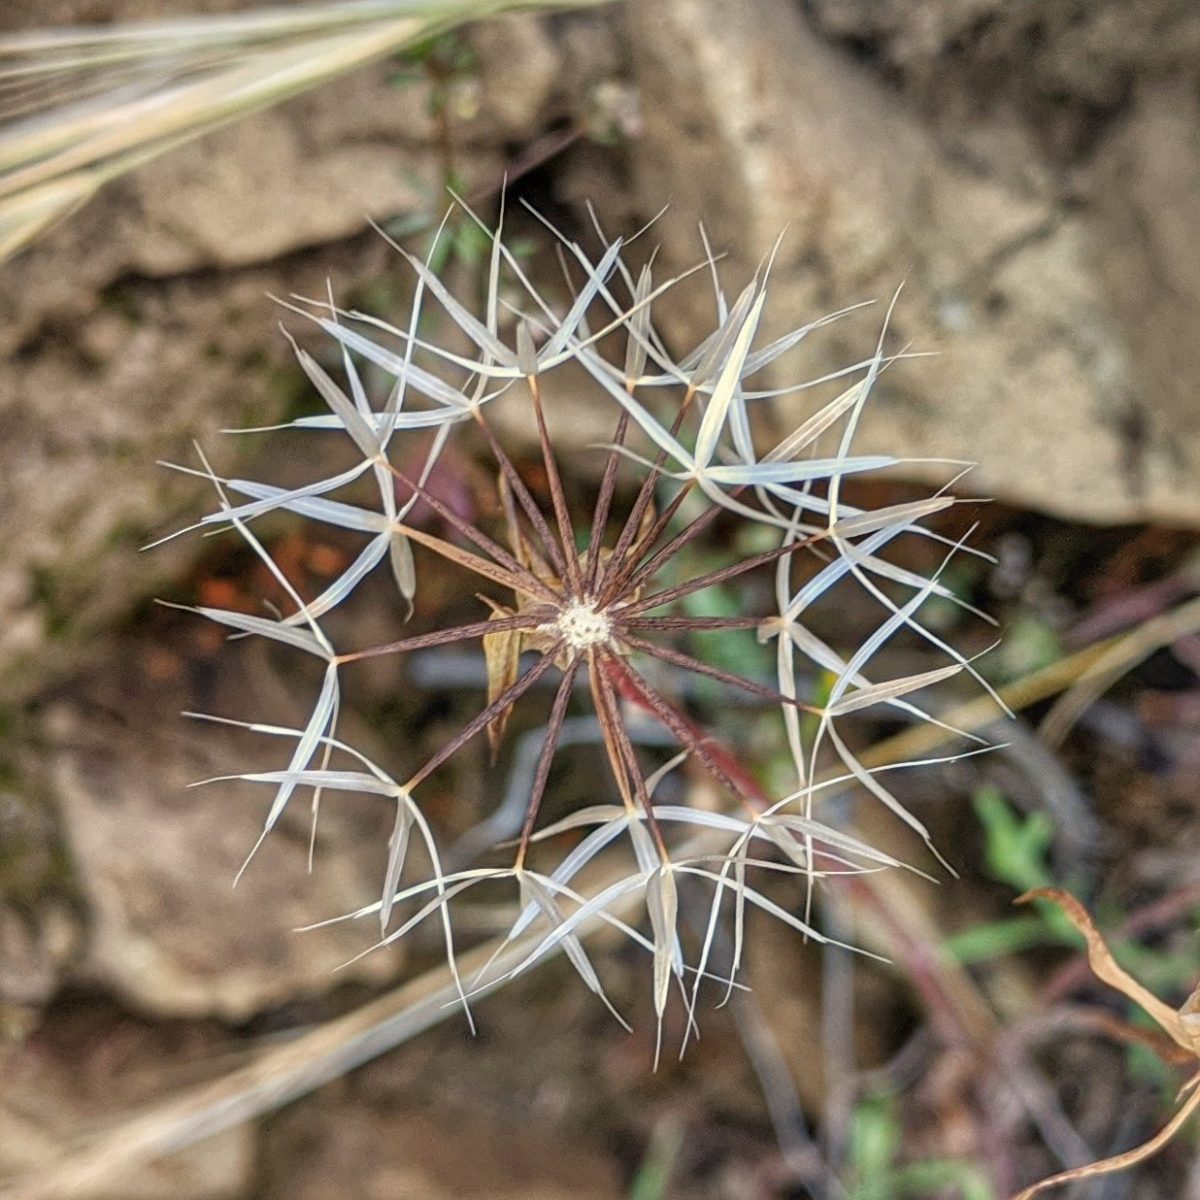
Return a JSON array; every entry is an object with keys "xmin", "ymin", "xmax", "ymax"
[
  {"xmin": 848, "ymin": 1095, "xmax": 899, "ymax": 1188},
  {"xmin": 972, "ymin": 786, "xmax": 1054, "ymax": 892},
  {"xmin": 944, "ymin": 914, "xmax": 1068, "ymax": 964}
]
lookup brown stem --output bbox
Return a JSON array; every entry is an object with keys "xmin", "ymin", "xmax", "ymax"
[
  {"xmin": 595, "ymin": 385, "xmax": 697, "ymax": 605},
  {"xmin": 514, "ymin": 656, "xmax": 582, "ymax": 868},
  {"xmin": 617, "ymin": 632, "xmax": 813, "ymax": 711},
  {"xmin": 472, "ymin": 408, "xmax": 567, "ymax": 579},
  {"xmin": 622, "ymin": 615, "xmax": 767, "ymax": 633},
  {"xmin": 597, "ymin": 476, "xmax": 699, "ymax": 607},
  {"xmin": 605, "ymin": 654, "xmax": 766, "ymax": 816},
  {"xmin": 336, "ymin": 612, "xmax": 548, "ymax": 665},
  {"xmin": 406, "ymin": 649, "xmax": 559, "ymax": 792},
  {"xmin": 624, "ymin": 536, "xmax": 817, "ymax": 617},
  {"xmin": 584, "ymin": 406, "xmax": 631, "ymax": 593},
  {"xmin": 388, "ymin": 463, "xmax": 554, "ymax": 602},
  {"xmin": 527, "ymin": 374, "xmax": 582, "ymax": 595},
  {"xmin": 593, "ymin": 648, "xmax": 670, "ymax": 859}
]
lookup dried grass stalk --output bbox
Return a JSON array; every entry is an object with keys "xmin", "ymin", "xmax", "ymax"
[{"xmin": 0, "ymin": 0, "xmax": 605, "ymax": 259}]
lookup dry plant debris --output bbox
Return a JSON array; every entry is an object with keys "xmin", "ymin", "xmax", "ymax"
[
  {"xmin": 153, "ymin": 201, "xmax": 1001, "ymax": 1059},
  {"xmin": 1010, "ymin": 888, "xmax": 1200, "ymax": 1199},
  {"xmin": 2, "ymin": 637, "xmax": 1137, "ymax": 1200},
  {"xmin": 0, "ymin": 0, "xmax": 607, "ymax": 259}
]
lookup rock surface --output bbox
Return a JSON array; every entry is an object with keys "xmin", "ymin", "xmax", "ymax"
[
  {"xmin": 43, "ymin": 643, "xmax": 401, "ymax": 1020},
  {"xmin": 803, "ymin": 0, "xmax": 1200, "ymax": 113},
  {"xmin": 0, "ymin": 9, "xmax": 568, "ymax": 705},
  {"xmin": 607, "ymin": 0, "xmax": 1200, "ymax": 527},
  {"xmin": 0, "ymin": 1007, "xmax": 254, "ymax": 1200}
]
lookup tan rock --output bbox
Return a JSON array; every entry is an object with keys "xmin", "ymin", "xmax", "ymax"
[
  {"xmin": 612, "ymin": 0, "xmax": 1200, "ymax": 526},
  {"xmin": 46, "ymin": 650, "xmax": 401, "ymax": 1021}
]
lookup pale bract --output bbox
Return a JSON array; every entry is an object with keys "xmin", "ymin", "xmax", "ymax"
[{"xmin": 164, "ymin": 203, "xmax": 999, "ymax": 1053}]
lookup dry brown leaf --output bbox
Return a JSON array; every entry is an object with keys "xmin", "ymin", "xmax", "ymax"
[
  {"xmin": 1011, "ymin": 1080, "xmax": 1200, "ymax": 1200},
  {"xmin": 483, "ymin": 615, "xmax": 522, "ymax": 759},
  {"xmin": 1010, "ymin": 888, "xmax": 1200, "ymax": 1198},
  {"xmin": 1017, "ymin": 888, "xmax": 1192, "ymax": 1051},
  {"xmin": 1054, "ymin": 1005, "xmax": 1198, "ymax": 1067}
]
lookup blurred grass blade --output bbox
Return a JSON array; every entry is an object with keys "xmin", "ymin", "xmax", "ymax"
[{"xmin": 0, "ymin": 0, "xmax": 607, "ymax": 260}]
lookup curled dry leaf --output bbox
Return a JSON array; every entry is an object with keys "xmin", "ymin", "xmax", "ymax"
[{"xmin": 1010, "ymin": 887, "xmax": 1200, "ymax": 1200}]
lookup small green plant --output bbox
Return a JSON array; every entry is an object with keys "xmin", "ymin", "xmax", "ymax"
[
  {"xmin": 845, "ymin": 1093, "xmax": 994, "ymax": 1200},
  {"xmin": 948, "ymin": 789, "xmax": 1200, "ymax": 994},
  {"xmin": 943, "ymin": 786, "xmax": 1072, "ymax": 964}
]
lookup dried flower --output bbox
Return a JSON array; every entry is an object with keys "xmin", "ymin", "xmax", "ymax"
[{"xmin": 166, "ymin": 203, "xmax": 991, "ymax": 1051}]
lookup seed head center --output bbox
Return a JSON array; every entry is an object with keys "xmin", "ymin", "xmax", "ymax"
[{"xmin": 557, "ymin": 601, "xmax": 611, "ymax": 651}]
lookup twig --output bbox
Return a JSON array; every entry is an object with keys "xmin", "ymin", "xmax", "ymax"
[{"xmin": 1039, "ymin": 595, "xmax": 1200, "ymax": 748}]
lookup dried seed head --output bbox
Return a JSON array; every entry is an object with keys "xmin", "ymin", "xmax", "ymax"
[
  {"xmin": 555, "ymin": 601, "xmax": 611, "ymax": 651},
  {"xmin": 168, "ymin": 201, "xmax": 998, "ymax": 1050}
]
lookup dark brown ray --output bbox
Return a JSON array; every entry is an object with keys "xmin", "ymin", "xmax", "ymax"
[
  {"xmin": 514, "ymin": 656, "xmax": 582, "ymax": 868},
  {"xmin": 587, "ymin": 650, "xmax": 636, "ymax": 811},
  {"xmin": 623, "ymin": 536, "xmax": 818, "ymax": 617},
  {"xmin": 473, "ymin": 408, "xmax": 568, "ymax": 579},
  {"xmin": 618, "ymin": 633, "xmax": 813, "ymax": 711},
  {"xmin": 406, "ymin": 648, "xmax": 559, "ymax": 792},
  {"xmin": 613, "ymin": 482, "xmax": 728, "ymax": 600},
  {"xmin": 337, "ymin": 611, "xmax": 549, "ymax": 664},
  {"xmin": 527, "ymin": 375, "xmax": 583, "ymax": 595},
  {"xmin": 584, "ymin": 406, "xmax": 630, "ymax": 593},
  {"xmin": 594, "ymin": 386, "xmax": 697, "ymax": 605},
  {"xmin": 606, "ymin": 655, "xmax": 764, "ymax": 815},
  {"xmin": 397, "ymin": 520, "xmax": 558, "ymax": 603},
  {"xmin": 593, "ymin": 647, "xmax": 669, "ymax": 859},
  {"xmin": 620, "ymin": 615, "xmax": 766, "ymax": 633},
  {"xmin": 388, "ymin": 465, "xmax": 559, "ymax": 604},
  {"xmin": 497, "ymin": 469, "xmax": 551, "ymax": 581},
  {"xmin": 604, "ymin": 476, "xmax": 696, "ymax": 593}
]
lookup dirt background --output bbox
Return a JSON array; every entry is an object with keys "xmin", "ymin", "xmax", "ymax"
[{"xmin": 2, "ymin": 2, "xmax": 1200, "ymax": 1198}]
